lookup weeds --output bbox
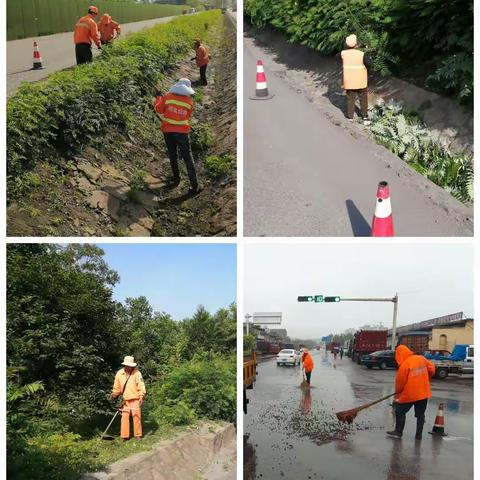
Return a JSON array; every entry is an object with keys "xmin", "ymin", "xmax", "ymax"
[
  {"xmin": 191, "ymin": 123, "xmax": 215, "ymax": 151},
  {"xmin": 367, "ymin": 101, "xmax": 473, "ymax": 204},
  {"xmin": 204, "ymin": 154, "xmax": 235, "ymax": 179}
]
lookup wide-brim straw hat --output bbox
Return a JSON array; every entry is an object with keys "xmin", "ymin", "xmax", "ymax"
[
  {"xmin": 346, "ymin": 34, "xmax": 357, "ymax": 48},
  {"xmin": 122, "ymin": 356, "xmax": 137, "ymax": 367}
]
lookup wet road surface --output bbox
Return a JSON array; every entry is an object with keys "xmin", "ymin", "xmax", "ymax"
[
  {"xmin": 243, "ymin": 34, "xmax": 473, "ymax": 237},
  {"xmin": 244, "ymin": 349, "xmax": 473, "ymax": 480}
]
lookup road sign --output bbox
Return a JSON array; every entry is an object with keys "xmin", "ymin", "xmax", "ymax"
[{"xmin": 252, "ymin": 312, "xmax": 282, "ymax": 325}]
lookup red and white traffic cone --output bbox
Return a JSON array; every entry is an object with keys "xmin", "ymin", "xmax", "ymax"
[
  {"xmin": 32, "ymin": 41, "xmax": 45, "ymax": 70},
  {"xmin": 371, "ymin": 181, "xmax": 394, "ymax": 237},
  {"xmin": 429, "ymin": 403, "xmax": 447, "ymax": 436},
  {"xmin": 249, "ymin": 60, "xmax": 274, "ymax": 100}
]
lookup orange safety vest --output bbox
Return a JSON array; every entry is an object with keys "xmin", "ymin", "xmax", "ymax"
[
  {"xmin": 341, "ymin": 48, "xmax": 368, "ymax": 90},
  {"xmin": 302, "ymin": 352, "xmax": 314, "ymax": 373},
  {"xmin": 394, "ymin": 345, "xmax": 435, "ymax": 403},
  {"xmin": 74, "ymin": 14, "xmax": 100, "ymax": 46},
  {"xmin": 196, "ymin": 45, "xmax": 209, "ymax": 67},
  {"xmin": 98, "ymin": 18, "xmax": 120, "ymax": 43},
  {"xmin": 155, "ymin": 92, "xmax": 194, "ymax": 134}
]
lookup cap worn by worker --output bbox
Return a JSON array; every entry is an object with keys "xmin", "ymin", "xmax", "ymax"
[
  {"xmin": 346, "ymin": 34, "xmax": 357, "ymax": 48},
  {"xmin": 122, "ymin": 356, "xmax": 137, "ymax": 367},
  {"xmin": 170, "ymin": 78, "xmax": 195, "ymax": 96},
  {"xmin": 88, "ymin": 5, "xmax": 99, "ymax": 15},
  {"xmin": 100, "ymin": 13, "xmax": 111, "ymax": 23}
]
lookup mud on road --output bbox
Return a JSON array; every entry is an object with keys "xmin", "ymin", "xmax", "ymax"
[
  {"xmin": 8, "ymin": 16, "xmax": 236, "ymax": 237},
  {"xmin": 244, "ymin": 350, "xmax": 473, "ymax": 480}
]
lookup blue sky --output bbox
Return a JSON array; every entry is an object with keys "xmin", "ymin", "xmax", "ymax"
[{"xmin": 98, "ymin": 243, "xmax": 236, "ymax": 320}]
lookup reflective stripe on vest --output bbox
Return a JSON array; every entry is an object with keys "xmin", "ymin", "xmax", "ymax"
[
  {"xmin": 76, "ymin": 21, "xmax": 91, "ymax": 30},
  {"xmin": 342, "ymin": 49, "xmax": 368, "ymax": 90},
  {"xmin": 165, "ymin": 99, "xmax": 192, "ymax": 110},
  {"xmin": 159, "ymin": 115, "xmax": 190, "ymax": 126}
]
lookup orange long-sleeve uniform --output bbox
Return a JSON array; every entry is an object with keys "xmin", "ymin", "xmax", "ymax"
[
  {"xmin": 112, "ymin": 368, "xmax": 146, "ymax": 439},
  {"xmin": 74, "ymin": 14, "xmax": 100, "ymax": 47},
  {"xmin": 195, "ymin": 45, "xmax": 209, "ymax": 67},
  {"xmin": 155, "ymin": 92, "xmax": 194, "ymax": 134},
  {"xmin": 98, "ymin": 15, "xmax": 121, "ymax": 43},
  {"xmin": 302, "ymin": 352, "xmax": 314, "ymax": 373},
  {"xmin": 394, "ymin": 345, "xmax": 435, "ymax": 404}
]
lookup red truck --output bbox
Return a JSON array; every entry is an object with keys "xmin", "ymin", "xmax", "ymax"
[{"xmin": 350, "ymin": 330, "xmax": 387, "ymax": 364}]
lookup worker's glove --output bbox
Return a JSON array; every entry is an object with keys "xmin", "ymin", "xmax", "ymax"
[{"xmin": 139, "ymin": 397, "xmax": 144, "ymax": 406}]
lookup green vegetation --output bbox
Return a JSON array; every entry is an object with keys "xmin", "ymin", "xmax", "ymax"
[
  {"xmin": 191, "ymin": 122, "xmax": 216, "ymax": 151},
  {"xmin": 367, "ymin": 102, "xmax": 473, "ymax": 204},
  {"xmin": 7, "ymin": 11, "xmax": 222, "ymax": 199},
  {"xmin": 7, "ymin": 244, "xmax": 236, "ymax": 479},
  {"xmin": 127, "ymin": 170, "xmax": 147, "ymax": 203},
  {"xmin": 7, "ymin": 0, "xmax": 186, "ymax": 40},
  {"xmin": 245, "ymin": 0, "xmax": 472, "ymax": 105},
  {"xmin": 205, "ymin": 154, "xmax": 236, "ymax": 179}
]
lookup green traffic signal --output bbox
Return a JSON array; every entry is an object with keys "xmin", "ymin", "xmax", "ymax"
[
  {"xmin": 324, "ymin": 296, "xmax": 341, "ymax": 302},
  {"xmin": 298, "ymin": 296, "xmax": 314, "ymax": 302},
  {"xmin": 314, "ymin": 295, "xmax": 324, "ymax": 303}
]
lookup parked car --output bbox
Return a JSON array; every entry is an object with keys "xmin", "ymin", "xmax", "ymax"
[
  {"xmin": 277, "ymin": 349, "xmax": 299, "ymax": 366},
  {"xmin": 361, "ymin": 350, "xmax": 397, "ymax": 370}
]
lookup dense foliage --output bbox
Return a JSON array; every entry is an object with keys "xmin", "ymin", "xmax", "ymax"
[
  {"xmin": 367, "ymin": 102, "xmax": 473, "ymax": 204},
  {"xmin": 245, "ymin": 0, "xmax": 472, "ymax": 105},
  {"xmin": 7, "ymin": 244, "xmax": 236, "ymax": 479},
  {"xmin": 7, "ymin": 11, "xmax": 221, "ymax": 195}
]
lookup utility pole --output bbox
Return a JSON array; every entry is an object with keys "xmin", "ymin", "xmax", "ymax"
[{"xmin": 244, "ymin": 313, "xmax": 252, "ymax": 335}]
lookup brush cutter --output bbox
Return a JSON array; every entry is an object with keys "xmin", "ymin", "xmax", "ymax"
[
  {"xmin": 101, "ymin": 373, "xmax": 132, "ymax": 440},
  {"xmin": 336, "ymin": 392, "xmax": 396, "ymax": 424}
]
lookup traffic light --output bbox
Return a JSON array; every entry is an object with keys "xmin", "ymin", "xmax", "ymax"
[
  {"xmin": 324, "ymin": 296, "xmax": 341, "ymax": 302},
  {"xmin": 298, "ymin": 296, "xmax": 314, "ymax": 302},
  {"xmin": 314, "ymin": 295, "xmax": 324, "ymax": 303}
]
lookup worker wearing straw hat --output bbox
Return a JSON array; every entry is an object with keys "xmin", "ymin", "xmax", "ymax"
[
  {"xmin": 111, "ymin": 356, "xmax": 146, "ymax": 441},
  {"xmin": 340, "ymin": 34, "xmax": 372, "ymax": 124}
]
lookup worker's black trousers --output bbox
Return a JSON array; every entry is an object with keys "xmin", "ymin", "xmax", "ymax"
[
  {"xmin": 75, "ymin": 43, "xmax": 93, "ymax": 65},
  {"xmin": 305, "ymin": 371, "xmax": 312, "ymax": 384},
  {"xmin": 199, "ymin": 65, "xmax": 208, "ymax": 85},
  {"xmin": 394, "ymin": 398, "xmax": 428, "ymax": 437},
  {"xmin": 346, "ymin": 88, "xmax": 368, "ymax": 119},
  {"xmin": 163, "ymin": 132, "xmax": 198, "ymax": 189}
]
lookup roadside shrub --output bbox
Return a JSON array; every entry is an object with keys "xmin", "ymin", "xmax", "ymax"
[
  {"xmin": 157, "ymin": 357, "xmax": 236, "ymax": 423},
  {"xmin": 367, "ymin": 101, "xmax": 473, "ymax": 204},
  {"xmin": 7, "ymin": 11, "xmax": 222, "ymax": 197},
  {"xmin": 204, "ymin": 154, "xmax": 235, "ymax": 178}
]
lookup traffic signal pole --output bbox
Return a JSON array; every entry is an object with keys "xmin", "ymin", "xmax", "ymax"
[{"xmin": 339, "ymin": 294, "xmax": 399, "ymax": 348}]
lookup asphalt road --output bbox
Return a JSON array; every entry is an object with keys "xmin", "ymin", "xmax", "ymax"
[
  {"xmin": 7, "ymin": 16, "xmax": 179, "ymax": 94},
  {"xmin": 244, "ymin": 349, "xmax": 473, "ymax": 480},
  {"xmin": 243, "ymin": 36, "xmax": 473, "ymax": 237}
]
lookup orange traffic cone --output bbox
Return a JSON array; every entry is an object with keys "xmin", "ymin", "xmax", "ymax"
[
  {"xmin": 32, "ymin": 41, "xmax": 45, "ymax": 70},
  {"xmin": 429, "ymin": 403, "xmax": 447, "ymax": 436},
  {"xmin": 371, "ymin": 181, "xmax": 394, "ymax": 236},
  {"xmin": 249, "ymin": 60, "xmax": 274, "ymax": 100}
]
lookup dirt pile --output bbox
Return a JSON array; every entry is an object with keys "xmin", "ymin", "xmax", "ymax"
[{"xmin": 8, "ymin": 16, "xmax": 236, "ymax": 237}]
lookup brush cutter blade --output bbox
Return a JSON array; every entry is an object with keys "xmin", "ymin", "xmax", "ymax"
[{"xmin": 101, "ymin": 434, "xmax": 115, "ymax": 440}]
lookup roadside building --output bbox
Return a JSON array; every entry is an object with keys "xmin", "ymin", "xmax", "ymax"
[{"xmin": 430, "ymin": 319, "xmax": 473, "ymax": 351}]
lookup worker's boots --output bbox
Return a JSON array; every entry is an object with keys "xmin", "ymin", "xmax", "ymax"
[{"xmin": 386, "ymin": 414, "xmax": 405, "ymax": 438}]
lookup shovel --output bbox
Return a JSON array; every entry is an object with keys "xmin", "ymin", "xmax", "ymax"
[{"xmin": 336, "ymin": 392, "xmax": 396, "ymax": 424}]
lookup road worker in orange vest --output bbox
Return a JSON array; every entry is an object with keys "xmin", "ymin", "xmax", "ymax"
[
  {"xmin": 110, "ymin": 356, "xmax": 146, "ymax": 441},
  {"xmin": 74, "ymin": 6, "xmax": 101, "ymax": 65},
  {"xmin": 98, "ymin": 13, "xmax": 121, "ymax": 45},
  {"xmin": 154, "ymin": 78, "xmax": 199, "ymax": 194},
  {"xmin": 191, "ymin": 39, "xmax": 210, "ymax": 86},
  {"xmin": 387, "ymin": 345, "xmax": 435, "ymax": 440},
  {"xmin": 341, "ymin": 34, "xmax": 372, "ymax": 125},
  {"xmin": 301, "ymin": 348, "xmax": 314, "ymax": 385}
]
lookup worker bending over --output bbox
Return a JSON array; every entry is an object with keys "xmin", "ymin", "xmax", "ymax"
[
  {"xmin": 302, "ymin": 348, "xmax": 315, "ymax": 385},
  {"xmin": 74, "ymin": 6, "xmax": 101, "ymax": 65},
  {"xmin": 340, "ymin": 34, "xmax": 372, "ymax": 124},
  {"xmin": 111, "ymin": 356, "xmax": 146, "ymax": 441},
  {"xmin": 387, "ymin": 345, "xmax": 435, "ymax": 440},
  {"xmin": 154, "ymin": 79, "xmax": 199, "ymax": 194},
  {"xmin": 98, "ymin": 13, "xmax": 121, "ymax": 45}
]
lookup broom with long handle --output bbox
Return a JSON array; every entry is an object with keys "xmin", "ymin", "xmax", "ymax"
[{"xmin": 336, "ymin": 392, "xmax": 396, "ymax": 424}]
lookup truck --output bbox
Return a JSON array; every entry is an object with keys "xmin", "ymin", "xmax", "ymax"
[
  {"xmin": 425, "ymin": 344, "xmax": 474, "ymax": 379},
  {"xmin": 280, "ymin": 342, "xmax": 295, "ymax": 350},
  {"xmin": 350, "ymin": 330, "xmax": 388, "ymax": 364},
  {"xmin": 398, "ymin": 333, "xmax": 430, "ymax": 354},
  {"xmin": 243, "ymin": 350, "xmax": 257, "ymax": 413}
]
